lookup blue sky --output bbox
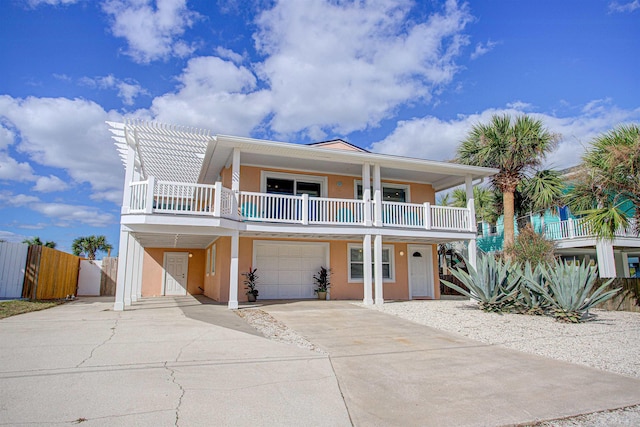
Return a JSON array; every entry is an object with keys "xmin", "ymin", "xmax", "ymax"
[{"xmin": 0, "ymin": 0, "xmax": 639, "ymax": 256}]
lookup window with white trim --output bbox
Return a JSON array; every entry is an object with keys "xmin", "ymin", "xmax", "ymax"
[
  {"xmin": 348, "ymin": 244, "xmax": 395, "ymax": 282},
  {"xmin": 206, "ymin": 248, "xmax": 211, "ymax": 276},
  {"xmin": 355, "ymin": 181, "xmax": 409, "ymax": 203},
  {"xmin": 261, "ymin": 171, "xmax": 327, "ymax": 197}
]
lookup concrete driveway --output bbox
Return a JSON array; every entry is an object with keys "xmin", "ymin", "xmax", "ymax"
[
  {"xmin": 0, "ymin": 297, "xmax": 350, "ymax": 426},
  {"xmin": 261, "ymin": 301, "xmax": 640, "ymax": 427},
  {"xmin": 2, "ymin": 297, "xmax": 640, "ymax": 427}
]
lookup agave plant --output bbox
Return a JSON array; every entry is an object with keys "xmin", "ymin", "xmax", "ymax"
[
  {"xmin": 513, "ymin": 262, "xmax": 549, "ymax": 316},
  {"xmin": 522, "ymin": 260, "xmax": 620, "ymax": 323},
  {"xmin": 440, "ymin": 255, "xmax": 521, "ymax": 313}
]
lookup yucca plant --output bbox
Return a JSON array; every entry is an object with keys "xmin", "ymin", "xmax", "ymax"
[
  {"xmin": 513, "ymin": 262, "xmax": 549, "ymax": 316},
  {"xmin": 522, "ymin": 260, "xmax": 620, "ymax": 323},
  {"xmin": 440, "ymin": 255, "xmax": 521, "ymax": 313}
]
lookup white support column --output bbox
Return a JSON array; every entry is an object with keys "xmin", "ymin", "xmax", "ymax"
[
  {"xmin": 228, "ymin": 231, "xmax": 239, "ymax": 309},
  {"xmin": 231, "ymin": 148, "xmax": 241, "ymax": 220},
  {"xmin": 362, "ymin": 234, "xmax": 373, "ymax": 305},
  {"xmin": 121, "ymin": 143, "xmax": 136, "ymax": 215},
  {"xmin": 130, "ymin": 240, "xmax": 139, "ymax": 303},
  {"xmin": 144, "ymin": 176, "xmax": 155, "ymax": 214},
  {"xmin": 123, "ymin": 234, "xmax": 136, "ymax": 306},
  {"xmin": 362, "ymin": 163, "xmax": 372, "ymax": 227},
  {"xmin": 113, "ymin": 227, "xmax": 130, "ymax": 311},
  {"xmin": 465, "ymin": 175, "xmax": 475, "ymax": 231},
  {"xmin": 424, "ymin": 202, "xmax": 431, "ymax": 230},
  {"xmin": 374, "ymin": 234, "xmax": 384, "ymax": 305},
  {"xmin": 595, "ymin": 240, "xmax": 617, "ymax": 278},
  {"xmin": 568, "ymin": 218, "xmax": 575, "ymax": 239},
  {"xmin": 302, "ymin": 193, "xmax": 309, "ymax": 225},
  {"xmin": 465, "ymin": 175, "xmax": 477, "ymax": 271},
  {"xmin": 373, "ymin": 164, "xmax": 382, "ymax": 227},
  {"xmin": 213, "ymin": 182, "xmax": 222, "ymax": 217},
  {"xmin": 621, "ymin": 253, "xmax": 630, "ymax": 278},
  {"xmin": 135, "ymin": 240, "xmax": 144, "ymax": 301}
]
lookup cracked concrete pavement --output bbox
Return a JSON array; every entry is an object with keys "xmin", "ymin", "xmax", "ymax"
[
  {"xmin": 4, "ymin": 296, "xmax": 640, "ymax": 427},
  {"xmin": 0, "ymin": 296, "xmax": 350, "ymax": 426}
]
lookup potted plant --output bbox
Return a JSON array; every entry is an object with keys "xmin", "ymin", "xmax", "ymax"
[
  {"xmin": 243, "ymin": 267, "xmax": 259, "ymax": 302},
  {"xmin": 313, "ymin": 266, "xmax": 331, "ymax": 300}
]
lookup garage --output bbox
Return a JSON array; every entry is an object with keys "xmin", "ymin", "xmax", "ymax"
[{"xmin": 254, "ymin": 241, "xmax": 329, "ymax": 299}]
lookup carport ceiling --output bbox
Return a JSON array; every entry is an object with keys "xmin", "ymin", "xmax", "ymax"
[{"xmin": 132, "ymin": 233, "xmax": 217, "ymax": 249}]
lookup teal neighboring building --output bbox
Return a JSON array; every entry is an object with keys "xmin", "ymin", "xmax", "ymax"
[{"xmin": 476, "ymin": 207, "xmax": 640, "ymax": 278}]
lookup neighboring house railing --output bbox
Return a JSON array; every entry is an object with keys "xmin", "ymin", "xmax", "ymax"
[
  {"xmin": 543, "ymin": 218, "xmax": 637, "ymax": 240},
  {"xmin": 126, "ymin": 179, "xmax": 474, "ymax": 232}
]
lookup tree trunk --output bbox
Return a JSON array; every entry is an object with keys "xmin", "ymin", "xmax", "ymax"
[{"xmin": 503, "ymin": 190, "xmax": 515, "ymax": 252}]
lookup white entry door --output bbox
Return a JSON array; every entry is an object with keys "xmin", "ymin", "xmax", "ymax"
[
  {"xmin": 163, "ymin": 252, "xmax": 188, "ymax": 296},
  {"xmin": 408, "ymin": 245, "xmax": 434, "ymax": 298}
]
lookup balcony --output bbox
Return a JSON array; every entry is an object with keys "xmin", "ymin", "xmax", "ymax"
[
  {"xmin": 126, "ymin": 179, "xmax": 474, "ymax": 233},
  {"xmin": 543, "ymin": 218, "xmax": 638, "ymax": 241}
]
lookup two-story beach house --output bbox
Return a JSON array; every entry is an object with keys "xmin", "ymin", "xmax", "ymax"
[{"xmin": 108, "ymin": 120, "xmax": 497, "ymax": 310}]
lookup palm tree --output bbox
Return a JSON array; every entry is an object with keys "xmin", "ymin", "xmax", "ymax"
[
  {"xmin": 22, "ymin": 236, "xmax": 57, "ymax": 248},
  {"xmin": 518, "ymin": 169, "xmax": 564, "ymax": 215},
  {"xmin": 456, "ymin": 114, "xmax": 559, "ymax": 249},
  {"xmin": 72, "ymin": 235, "xmax": 112, "ymax": 260},
  {"xmin": 450, "ymin": 186, "xmax": 498, "ymax": 224},
  {"xmin": 566, "ymin": 124, "xmax": 640, "ymax": 239}
]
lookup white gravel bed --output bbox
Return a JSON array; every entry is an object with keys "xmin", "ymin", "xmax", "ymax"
[{"xmin": 236, "ymin": 308, "xmax": 327, "ymax": 354}]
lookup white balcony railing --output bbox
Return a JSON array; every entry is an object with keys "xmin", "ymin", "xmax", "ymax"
[
  {"xmin": 127, "ymin": 179, "xmax": 474, "ymax": 233},
  {"xmin": 544, "ymin": 218, "xmax": 638, "ymax": 240},
  {"xmin": 431, "ymin": 205, "xmax": 471, "ymax": 230}
]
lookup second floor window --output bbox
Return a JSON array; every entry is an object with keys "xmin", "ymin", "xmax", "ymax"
[
  {"xmin": 356, "ymin": 183, "xmax": 408, "ymax": 203},
  {"xmin": 265, "ymin": 174, "xmax": 323, "ymax": 197}
]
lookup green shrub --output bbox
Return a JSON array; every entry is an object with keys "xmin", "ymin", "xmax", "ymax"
[
  {"xmin": 513, "ymin": 262, "xmax": 549, "ymax": 315},
  {"xmin": 522, "ymin": 260, "xmax": 621, "ymax": 323},
  {"xmin": 504, "ymin": 224, "xmax": 556, "ymax": 266},
  {"xmin": 440, "ymin": 255, "xmax": 520, "ymax": 313}
]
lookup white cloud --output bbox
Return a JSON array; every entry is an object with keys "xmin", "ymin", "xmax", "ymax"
[
  {"xmin": 0, "ymin": 151, "xmax": 36, "ymax": 181},
  {"xmin": 253, "ymin": 0, "xmax": 473, "ymax": 139},
  {"xmin": 470, "ymin": 40, "xmax": 498, "ymax": 60},
  {"xmin": 0, "ymin": 125, "xmax": 15, "ymax": 150},
  {"xmin": 149, "ymin": 56, "xmax": 272, "ymax": 135},
  {"xmin": 609, "ymin": 1, "xmax": 640, "ymax": 13},
  {"xmin": 0, "ymin": 230, "xmax": 28, "ymax": 243},
  {"xmin": 25, "ymin": 0, "xmax": 80, "ymax": 7},
  {"xmin": 80, "ymin": 74, "xmax": 148, "ymax": 105},
  {"xmin": 33, "ymin": 175, "xmax": 70, "ymax": 192},
  {"xmin": 369, "ymin": 101, "xmax": 640, "ymax": 171},
  {"xmin": 0, "ymin": 96, "xmax": 124, "ymax": 201},
  {"xmin": 215, "ymin": 46, "xmax": 244, "ymax": 64},
  {"xmin": 0, "ymin": 192, "xmax": 115, "ymax": 227},
  {"xmin": 102, "ymin": 0, "xmax": 199, "ymax": 63}
]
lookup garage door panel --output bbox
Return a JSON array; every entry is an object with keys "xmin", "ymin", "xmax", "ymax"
[
  {"xmin": 260, "ymin": 270, "xmax": 279, "ymax": 284},
  {"xmin": 278, "ymin": 271, "xmax": 302, "ymax": 285},
  {"xmin": 278, "ymin": 258, "xmax": 300, "ymax": 270},
  {"xmin": 254, "ymin": 242, "xmax": 327, "ymax": 299}
]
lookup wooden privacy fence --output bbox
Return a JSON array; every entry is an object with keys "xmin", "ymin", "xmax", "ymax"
[
  {"xmin": 596, "ymin": 278, "xmax": 640, "ymax": 313},
  {"xmin": 22, "ymin": 245, "xmax": 80, "ymax": 300},
  {"xmin": 100, "ymin": 257, "xmax": 118, "ymax": 296}
]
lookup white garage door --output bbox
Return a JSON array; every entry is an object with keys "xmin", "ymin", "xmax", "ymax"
[{"xmin": 254, "ymin": 242, "xmax": 328, "ymax": 299}]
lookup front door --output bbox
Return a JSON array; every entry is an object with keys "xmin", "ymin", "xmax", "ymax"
[
  {"xmin": 164, "ymin": 252, "xmax": 188, "ymax": 296},
  {"xmin": 408, "ymin": 245, "xmax": 433, "ymax": 298}
]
